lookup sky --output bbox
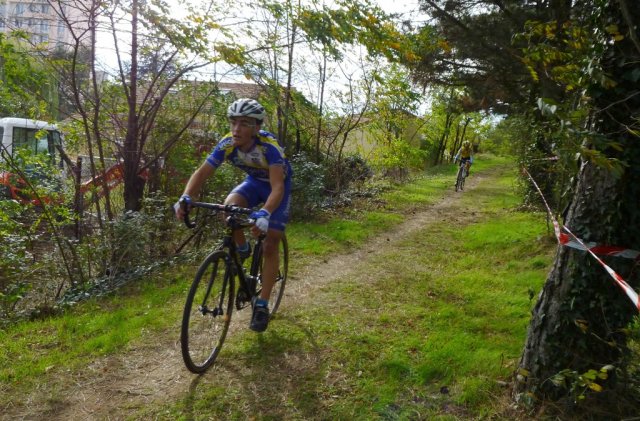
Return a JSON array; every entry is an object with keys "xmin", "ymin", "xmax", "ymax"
[{"xmin": 376, "ymin": 0, "xmax": 423, "ymax": 17}]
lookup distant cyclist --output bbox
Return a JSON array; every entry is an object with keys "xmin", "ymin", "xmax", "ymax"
[
  {"xmin": 175, "ymin": 98, "xmax": 292, "ymax": 333},
  {"xmin": 454, "ymin": 140, "xmax": 474, "ymax": 176}
]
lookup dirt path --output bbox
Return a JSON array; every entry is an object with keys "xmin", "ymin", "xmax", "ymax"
[{"xmin": 5, "ymin": 171, "xmax": 493, "ymax": 421}]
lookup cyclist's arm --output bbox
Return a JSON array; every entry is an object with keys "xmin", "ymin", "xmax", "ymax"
[
  {"xmin": 175, "ymin": 162, "xmax": 216, "ymax": 220},
  {"xmin": 262, "ymin": 164, "xmax": 285, "ymax": 214}
]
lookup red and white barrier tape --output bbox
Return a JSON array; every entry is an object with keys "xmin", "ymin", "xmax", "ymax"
[
  {"xmin": 562, "ymin": 226, "xmax": 640, "ymax": 311},
  {"xmin": 522, "ymin": 167, "xmax": 640, "ymax": 311},
  {"xmin": 558, "ymin": 235, "xmax": 639, "ymax": 260}
]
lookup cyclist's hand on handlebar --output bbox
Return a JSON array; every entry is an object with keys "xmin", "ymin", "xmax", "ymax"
[
  {"xmin": 250, "ymin": 208, "xmax": 270, "ymax": 233},
  {"xmin": 174, "ymin": 194, "xmax": 192, "ymax": 221}
]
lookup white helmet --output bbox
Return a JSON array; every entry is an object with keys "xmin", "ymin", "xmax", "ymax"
[{"xmin": 227, "ymin": 98, "xmax": 266, "ymax": 123}]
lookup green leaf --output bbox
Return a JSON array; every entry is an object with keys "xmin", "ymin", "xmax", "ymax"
[
  {"xmin": 583, "ymin": 369, "xmax": 597, "ymax": 381},
  {"xmin": 550, "ymin": 374, "xmax": 565, "ymax": 386}
]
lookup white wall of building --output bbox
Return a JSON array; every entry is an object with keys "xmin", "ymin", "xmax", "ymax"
[{"xmin": 0, "ymin": 0, "xmax": 87, "ymax": 50}]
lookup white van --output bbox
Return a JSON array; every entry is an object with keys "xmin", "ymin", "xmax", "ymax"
[{"xmin": 0, "ymin": 118, "xmax": 65, "ymax": 202}]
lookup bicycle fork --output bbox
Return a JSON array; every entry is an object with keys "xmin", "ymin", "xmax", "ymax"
[{"xmin": 199, "ymin": 262, "xmax": 232, "ymax": 317}]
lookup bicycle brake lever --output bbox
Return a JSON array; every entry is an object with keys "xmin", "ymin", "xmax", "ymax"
[
  {"xmin": 179, "ymin": 198, "xmax": 196, "ymax": 229},
  {"xmin": 184, "ymin": 212, "xmax": 196, "ymax": 229}
]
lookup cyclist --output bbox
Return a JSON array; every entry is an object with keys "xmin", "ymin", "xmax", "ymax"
[
  {"xmin": 175, "ymin": 98, "xmax": 292, "ymax": 333},
  {"xmin": 454, "ymin": 140, "xmax": 474, "ymax": 176}
]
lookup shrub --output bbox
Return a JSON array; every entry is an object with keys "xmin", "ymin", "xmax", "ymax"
[
  {"xmin": 370, "ymin": 139, "xmax": 428, "ymax": 181},
  {"xmin": 0, "ymin": 200, "xmax": 33, "ymax": 319},
  {"xmin": 289, "ymin": 153, "xmax": 326, "ymax": 218}
]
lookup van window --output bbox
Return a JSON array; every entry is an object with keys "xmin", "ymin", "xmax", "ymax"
[{"xmin": 12, "ymin": 127, "xmax": 60, "ymax": 159}]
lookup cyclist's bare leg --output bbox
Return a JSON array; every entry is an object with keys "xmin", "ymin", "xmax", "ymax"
[
  {"xmin": 259, "ymin": 228, "xmax": 283, "ymax": 301},
  {"xmin": 224, "ymin": 192, "xmax": 249, "ymax": 247}
]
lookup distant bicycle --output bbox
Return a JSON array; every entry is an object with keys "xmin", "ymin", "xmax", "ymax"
[
  {"xmin": 455, "ymin": 158, "xmax": 471, "ymax": 192},
  {"xmin": 179, "ymin": 201, "xmax": 288, "ymax": 373}
]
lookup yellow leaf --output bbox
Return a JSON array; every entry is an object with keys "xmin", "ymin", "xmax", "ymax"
[
  {"xmin": 574, "ymin": 319, "xmax": 589, "ymax": 333},
  {"xmin": 605, "ymin": 24, "xmax": 619, "ymax": 34},
  {"xmin": 588, "ymin": 382, "xmax": 603, "ymax": 392},
  {"xmin": 614, "ymin": 35, "xmax": 625, "ymax": 42},
  {"xmin": 438, "ymin": 39, "xmax": 451, "ymax": 53},
  {"xmin": 405, "ymin": 52, "xmax": 419, "ymax": 62}
]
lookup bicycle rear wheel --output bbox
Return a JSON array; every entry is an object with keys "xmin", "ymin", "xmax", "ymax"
[
  {"xmin": 252, "ymin": 234, "xmax": 289, "ymax": 316},
  {"xmin": 181, "ymin": 250, "xmax": 234, "ymax": 373},
  {"xmin": 455, "ymin": 165, "xmax": 465, "ymax": 192}
]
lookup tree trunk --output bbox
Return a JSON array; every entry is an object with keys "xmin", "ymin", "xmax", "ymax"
[
  {"xmin": 516, "ymin": 161, "xmax": 638, "ymax": 398},
  {"xmin": 123, "ymin": 0, "xmax": 144, "ymax": 212},
  {"xmin": 434, "ymin": 113, "xmax": 453, "ymax": 165},
  {"xmin": 315, "ymin": 54, "xmax": 327, "ymax": 163},
  {"xmin": 515, "ymin": 1, "xmax": 640, "ymax": 409}
]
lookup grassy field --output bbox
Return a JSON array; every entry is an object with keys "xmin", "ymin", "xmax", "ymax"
[{"xmin": 0, "ymin": 155, "xmax": 556, "ymax": 419}]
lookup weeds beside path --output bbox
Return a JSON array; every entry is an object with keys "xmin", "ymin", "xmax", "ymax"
[{"xmin": 1, "ymin": 160, "xmax": 553, "ymax": 420}]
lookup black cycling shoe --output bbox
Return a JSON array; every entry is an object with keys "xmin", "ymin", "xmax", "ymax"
[{"xmin": 250, "ymin": 304, "xmax": 270, "ymax": 333}]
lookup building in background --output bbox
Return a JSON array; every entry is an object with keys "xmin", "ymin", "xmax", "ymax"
[{"xmin": 0, "ymin": 0, "xmax": 87, "ymax": 50}]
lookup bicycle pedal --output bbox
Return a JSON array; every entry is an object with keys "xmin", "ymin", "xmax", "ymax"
[{"xmin": 235, "ymin": 290, "xmax": 251, "ymax": 310}]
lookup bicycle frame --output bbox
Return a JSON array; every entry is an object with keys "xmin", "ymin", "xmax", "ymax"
[
  {"xmin": 460, "ymin": 159, "xmax": 470, "ymax": 174},
  {"xmin": 184, "ymin": 202, "xmax": 262, "ymax": 305},
  {"xmin": 455, "ymin": 159, "xmax": 469, "ymax": 192}
]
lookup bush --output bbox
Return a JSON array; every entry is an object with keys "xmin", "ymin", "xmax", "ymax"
[
  {"xmin": 370, "ymin": 139, "xmax": 428, "ymax": 181},
  {"xmin": 317, "ymin": 153, "xmax": 373, "ymax": 194},
  {"xmin": 337, "ymin": 154, "xmax": 373, "ymax": 189},
  {"xmin": 59, "ymin": 192, "xmax": 180, "ymax": 305},
  {"xmin": 0, "ymin": 200, "xmax": 33, "ymax": 319},
  {"xmin": 97, "ymin": 192, "xmax": 176, "ymax": 274},
  {"xmin": 289, "ymin": 153, "xmax": 326, "ymax": 218}
]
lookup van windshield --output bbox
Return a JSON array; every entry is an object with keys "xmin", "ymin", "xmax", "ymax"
[{"xmin": 12, "ymin": 127, "xmax": 62, "ymax": 161}]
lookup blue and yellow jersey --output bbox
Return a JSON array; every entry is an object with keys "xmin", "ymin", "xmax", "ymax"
[
  {"xmin": 206, "ymin": 131, "xmax": 291, "ymax": 182},
  {"xmin": 457, "ymin": 145, "xmax": 472, "ymax": 159}
]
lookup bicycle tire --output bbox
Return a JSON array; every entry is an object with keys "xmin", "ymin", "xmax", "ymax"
[
  {"xmin": 181, "ymin": 250, "xmax": 234, "ymax": 373},
  {"xmin": 251, "ymin": 234, "xmax": 289, "ymax": 316},
  {"xmin": 455, "ymin": 165, "xmax": 465, "ymax": 192}
]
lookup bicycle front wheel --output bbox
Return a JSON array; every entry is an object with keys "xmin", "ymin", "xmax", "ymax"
[
  {"xmin": 181, "ymin": 250, "xmax": 234, "ymax": 373},
  {"xmin": 455, "ymin": 166, "xmax": 464, "ymax": 192},
  {"xmin": 252, "ymin": 234, "xmax": 289, "ymax": 316}
]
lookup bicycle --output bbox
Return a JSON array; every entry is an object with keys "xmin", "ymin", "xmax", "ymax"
[
  {"xmin": 179, "ymin": 201, "xmax": 288, "ymax": 373},
  {"xmin": 455, "ymin": 159, "xmax": 470, "ymax": 192}
]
